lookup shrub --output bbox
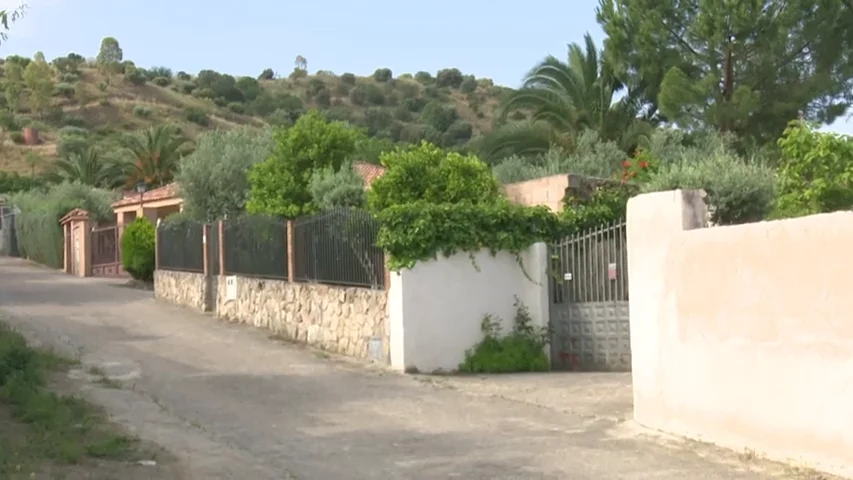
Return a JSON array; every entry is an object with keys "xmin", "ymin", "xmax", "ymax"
[
  {"xmin": 314, "ymin": 88, "xmax": 331, "ymax": 108},
  {"xmin": 441, "ymin": 119, "xmax": 473, "ymax": 146},
  {"xmin": 414, "ymin": 71, "xmax": 433, "ymax": 84},
  {"xmin": 184, "ymin": 107, "xmax": 209, "ymax": 126},
  {"xmin": 420, "ymin": 101, "xmax": 458, "ymax": 132},
  {"xmin": 177, "ymin": 81, "xmax": 196, "ymax": 94},
  {"xmin": 132, "ymin": 105, "xmax": 152, "ymax": 117},
  {"xmin": 192, "ymin": 87, "xmax": 214, "ymax": 99},
  {"xmin": 309, "ymin": 162, "xmax": 367, "ymax": 209},
  {"xmin": 246, "ymin": 111, "xmax": 362, "ymax": 218},
  {"xmin": 177, "ymin": 126, "xmax": 275, "ymax": 222},
  {"xmin": 373, "ymin": 68, "xmax": 393, "ymax": 82},
  {"xmin": 349, "ymin": 86, "xmax": 368, "ymax": 105},
  {"xmin": 152, "ymin": 76, "xmax": 170, "ymax": 87},
  {"xmin": 9, "ymin": 131, "xmax": 24, "ymax": 144},
  {"xmin": 459, "ymin": 76, "xmax": 477, "ymax": 94},
  {"xmin": 458, "ymin": 298, "xmax": 549, "ymax": 373},
  {"xmin": 227, "ymin": 102, "xmax": 246, "ymax": 114},
  {"xmin": 148, "ymin": 66, "xmax": 172, "ymax": 79},
  {"xmin": 54, "ymin": 82, "xmax": 76, "ymax": 98},
  {"xmin": 62, "ymin": 116, "xmax": 86, "ymax": 128},
  {"xmin": 176, "ymin": 71, "xmax": 192, "ymax": 81},
  {"xmin": 120, "ymin": 218, "xmax": 155, "ymax": 282},
  {"xmin": 340, "ymin": 73, "xmax": 356, "ymax": 85},
  {"xmin": 435, "ymin": 68, "xmax": 464, "ymax": 88},
  {"xmin": 289, "ymin": 68, "xmax": 307, "ymax": 81},
  {"xmin": 258, "ymin": 68, "xmax": 275, "ymax": 80},
  {"xmin": 9, "ymin": 182, "xmax": 116, "ymax": 268}
]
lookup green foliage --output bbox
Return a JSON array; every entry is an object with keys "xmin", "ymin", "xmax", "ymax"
[
  {"xmin": 120, "ymin": 218, "xmax": 155, "ymax": 282},
  {"xmin": 308, "ymin": 162, "xmax": 367, "ymax": 209},
  {"xmin": 54, "ymin": 82, "xmax": 75, "ymax": 98},
  {"xmin": 560, "ymin": 184, "xmax": 633, "ymax": 233},
  {"xmin": 227, "ymin": 101, "xmax": 246, "ymax": 114},
  {"xmin": 459, "ymin": 76, "xmax": 477, "ymax": 94},
  {"xmin": 50, "ymin": 147, "xmax": 128, "ymax": 189},
  {"xmin": 773, "ymin": 120, "xmax": 853, "ymax": 218},
  {"xmin": 414, "ymin": 71, "xmax": 433, "ymax": 84},
  {"xmin": 152, "ymin": 76, "xmax": 170, "ymax": 87},
  {"xmin": 340, "ymin": 73, "xmax": 356, "ymax": 85},
  {"xmin": 435, "ymin": 68, "xmax": 464, "ymax": 88},
  {"xmin": 643, "ymin": 142, "xmax": 776, "ymax": 225},
  {"xmin": 258, "ymin": 68, "xmax": 275, "ymax": 80},
  {"xmin": 373, "ymin": 68, "xmax": 393, "ymax": 82},
  {"xmin": 132, "ymin": 105, "xmax": 152, "ymax": 117},
  {"xmin": 9, "ymin": 183, "xmax": 117, "ymax": 268},
  {"xmin": 184, "ymin": 107, "xmax": 209, "ymax": 126},
  {"xmin": 195, "ymin": 69, "xmax": 242, "ymax": 102},
  {"xmin": 246, "ymin": 110, "xmax": 362, "ymax": 218},
  {"xmin": 56, "ymin": 127, "xmax": 90, "ymax": 158},
  {"xmin": 420, "ymin": 101, "xmax": 458, "ymax": 132},
  {"xmin": 177, "ymin": 126, "xmax": 274, "ymax": 222},
  {"xmin": 0, "ymin": 171, "xmax": 43, "ymax": 194},
  {"xmin": 492, "ymin": 131, "xmax": 627, "ymax": 183},
  {"xmin": 597, "ymin": 0, "xmax": 853, "ymax": 146},
  {"xmin": 458, "ymin": 299, "xmax": 549, "ymax": 374}
]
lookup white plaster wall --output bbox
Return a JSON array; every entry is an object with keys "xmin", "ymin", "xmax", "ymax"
[{"xmin": 389, "ymin": 243, "xmax": 549, "ymax": 372}]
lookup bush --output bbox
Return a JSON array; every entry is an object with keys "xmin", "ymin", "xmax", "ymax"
[
  {"xmin": 132, "ymin": 105, "xmax": 152, "ymax": 117},
  {"xmin": 441, "ymin": 119, "xmax": 473, "ymax": 146},
  {"xmin": 258, "ymin": 68, "xmax": 275, "ymax": 80},
  {"xmin": 9, "ymin": 131, "xmax": 24, "ymax": 144},
  {"xmin": 184, "ymin": 107, "xmax": 209, "ymax": 126},
  {"xmin": 314, "ymin": 88, "xmax": 331, "ymax": 108},
  {"xmin": 458, "ymin": 298, "xmax": 549, "ymax": 373},
  {"xmin": 124, "ymin": 66, "xmax": 146, "ymax": 86},
  {"xmin": 340, "ymin": 73, "xmax": 356, "ymax": 85},
  {"xmin": 9, "ymin": 183, "xmax": 117, "ymax": 268},
  {"xmin": 414, "ymin": 71, "xmax": 433, "ymax": 84},
  {"xmin": 59, "ymin": 72, "xmax": 80, "ymax": 83},
  {"xmin": 177, "ymin": 126, "xmax": 274, "ymax": 222},
  {"xmin": 120, "ymin": 218, "xmax": 155, "ymax": 282},
  {"xmin": 459, "ymin": 76, "xmax": 477, "ymax": 94},
  {"xmin": 373, "ymin": 68, "xmax": 393, "ymax": 82},
  {"xmin": 54, "ymin": 82, "xmax": 76, "ymax": 98},
  {"xmin": 435, "ymin": 68, "xmax": 464, "ymax": 88},
  {"xmin": 309, "ymin": 162, "xmax": 367, "ymax": 209},
  {"xmin": 152, "ymin": 76, "xmax": 171, "ymax": 87},
  {"xmin": 227, "ymin": 102, "xmax": 246, "ymax": 114},
  {"xmin": 176, "ymin": 71, "xmax": 192, "ymax": 81},
  {"xmin": 420, "ymin": 101, "xmax": 458, "ymax": 132},
  {"xmin": 349, "ymin": 85, "xmax": 368, "ymax": 105}
]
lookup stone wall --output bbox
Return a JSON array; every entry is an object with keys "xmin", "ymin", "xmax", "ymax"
[
  {"xmin": 215, "ymin": 276, "xmax": 389, "ymax": 362},
  {"xmin": 154, "ymin": 270, "xmax": 209, "ymax": 311}
]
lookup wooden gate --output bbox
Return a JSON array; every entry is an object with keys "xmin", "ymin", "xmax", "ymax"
[
  {"xmin": 90, "ymin": 225, "xmax": 123, "ymax": 276},
  {"xmin": 549, "ymin": 219, "xmax": 631, "ymax": 371}
]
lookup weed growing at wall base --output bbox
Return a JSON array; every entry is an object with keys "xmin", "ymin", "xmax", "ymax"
[{"xmin": 458, "ymin": 298, "xmax": 549, "ymax": 374}]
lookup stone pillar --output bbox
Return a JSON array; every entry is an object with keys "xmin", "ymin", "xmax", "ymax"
[{"xmin": 626, "ymin": 189, "xmax": 707, "ymax": 427}]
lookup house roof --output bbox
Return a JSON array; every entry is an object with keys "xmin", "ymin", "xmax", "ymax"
[
  {"xmin": 111, "ymin": 183, "xmax": 180, "ymax": 208},
  {"xmin": 353, "ymin": 162, "xmax": 385, "ymax": 188}
]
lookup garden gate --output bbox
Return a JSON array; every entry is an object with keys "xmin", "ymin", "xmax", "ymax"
[
  {"xmin": 548, "ymin": 219, "xmax": 631, "ymax": 371},
  {"xmin": 90, "ymin": 225, "xmax": 123, "ymax": 277}
]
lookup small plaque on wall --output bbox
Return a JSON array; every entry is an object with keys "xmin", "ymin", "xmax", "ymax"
[{"xmin": 225, "ymin": 276, "xmax": 237, "ymax": 301}]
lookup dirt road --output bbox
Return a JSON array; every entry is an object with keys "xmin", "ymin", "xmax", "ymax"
[{"xmin": 0, "ymin": 258, "xmax": 824, "ymax": 479}]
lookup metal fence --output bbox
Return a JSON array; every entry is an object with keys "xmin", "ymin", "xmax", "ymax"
[
  {"xmin": 0, "ymin": 206, "xmax": 19, "ymax": 257},
  {"xmin": 293, "ymin": 207, "xmax": 385, "ymax": 289},
  {"xmin": 222, "ymin": 214, "xmax": 288, "ymax": 279},
  {"xmin": 157, "ymin": 219, "xmax": 205, "ymax": 272}
]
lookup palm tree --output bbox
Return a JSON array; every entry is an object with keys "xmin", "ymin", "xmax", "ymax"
[
  {"xmin": 481, "ymin": 33, "xmax": 650, "ymax": 162},
  {"xmin": 123, "ymin": 125, "xmax": 187, "ymax": 187},
  {"xmin": 50, "ymin": 147, "xmax": 129, "ymax": 189}
]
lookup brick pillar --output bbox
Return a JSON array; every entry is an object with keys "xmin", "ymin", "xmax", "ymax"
[
  {"xmin": 286, "ymin": 220, "xmax": 295, "ymax": 282},
  {"xmin": 217, "ymin": 220, "xmax": 225, "ymax": 276},
  {"xmin": 202, "ymin": 223, "xmax": 210, "ymax": 277}
]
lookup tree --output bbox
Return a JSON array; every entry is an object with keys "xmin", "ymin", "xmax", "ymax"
[
  {"xmin": 4, "ymin": 60, "xmax": 23, "ymax": 112},
  {"xmin": 597, "ymin": 0, "xmax": 853, "ymax": 145},
  {"xmin": 176, "ymin": 127, "xmax": 275, "ymax": 222},
  {"xmin": 23, "ymin": 51, "xmax": 54, "ymax": 115},
  {"xmin": 308, "ymin": 162, "xmax": 367, "ymax": 209},
  {"xmin": 258, "ymin": 68, "xmax": 275, "ymax": 80},
  {"xmin": 96, "ymin": 37, "xmax": 123, "ymax": 85},
  {"xmin": 0, "ymin": 4, "xmax": 26, "ymax": 46},
  {"xmin": 246, "ymin": 110, "xmax": 362, "ymax": 218},
  {"xmin": 481, "ymin": 33, "xmax": 647, "ymax": 161},
  {"xmin": 50, "ymin": 147, "xmax": 128, "ymax": 188},
  {"xmin": 122, "ymin": 125, "xmax": 186, "ymax": 187},
  {"xmin": 294, "ymin": 55, "xmax": 307, "ymax": 71}
]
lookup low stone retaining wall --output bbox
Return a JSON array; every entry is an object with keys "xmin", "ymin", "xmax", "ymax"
[
  {"xmin": 153, "ymin": 270, "xmax": 209, "ymax": 311},
  {"xmin": 215, "ymin": 276, "xmax": 389, "ymax": 362}
]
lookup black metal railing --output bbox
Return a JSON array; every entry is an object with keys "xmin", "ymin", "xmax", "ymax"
[
  {"xmin": 157, "ymin": 219, "xmax": 205, "ymax": 272},
  {"xmin": 293, "ymin": 207, "xmax": 385, "ymax": 289},
  {"xmin": 222, "ymin": 214, "xmax": 288, "ymax": 279}
]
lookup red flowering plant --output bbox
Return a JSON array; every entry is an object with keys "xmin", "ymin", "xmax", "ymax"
[{"xmin": 620, "ymin": 148, "xmax": 659, "ymax": 184}]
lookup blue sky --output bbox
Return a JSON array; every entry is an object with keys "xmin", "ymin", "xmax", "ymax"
[{"xmin": 2, "ymin": 0, "xmax": 852, "ymax": 134}]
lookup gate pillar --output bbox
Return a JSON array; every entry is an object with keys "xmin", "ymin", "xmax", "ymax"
[{"xmin": 59, "ymin": 208, "xmax": 91, "ymax": 277}]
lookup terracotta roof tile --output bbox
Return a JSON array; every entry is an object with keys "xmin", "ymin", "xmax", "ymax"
[
  {"xmin": 353, "ymin": 162, "xmax": 385, "ymax": 188},
  {"xmin": 111, "ymin": 182, "xmax": 180, "ymax": 208}
]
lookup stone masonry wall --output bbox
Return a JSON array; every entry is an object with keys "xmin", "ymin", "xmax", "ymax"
[
  {"xmin": 154, "ymin": 270, "xmax": 208, "ymax": 311},
  {"xmin": 215, "ymin": 276, "xmax": 389, "ymax": 362}
]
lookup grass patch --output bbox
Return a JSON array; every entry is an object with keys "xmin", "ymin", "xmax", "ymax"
[{"xmin": 0, "ymin": 323, "xmax": 139, "ymax": 476}]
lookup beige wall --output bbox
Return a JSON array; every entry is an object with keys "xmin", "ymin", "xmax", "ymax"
[
  {"xmin": 627, "ymin": 190, "xmax": 853, "ymax": 478},
  {"xmin": 503, "ymin": 175, "xmax": 568, "ymax": 212}
]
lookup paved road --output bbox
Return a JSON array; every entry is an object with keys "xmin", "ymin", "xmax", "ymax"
[{"xmin": 0, "ymin": 258, "xmax": 819, "ymax": 479}]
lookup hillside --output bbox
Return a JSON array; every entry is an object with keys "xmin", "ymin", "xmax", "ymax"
[{"xmin": 0, "ymin": 52, "xmax": 511, "ymax": 175}]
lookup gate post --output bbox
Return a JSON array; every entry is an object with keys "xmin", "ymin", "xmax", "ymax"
[{"xmin": 59, "ymin": 209, "xmax": 91, "ymax": 277}]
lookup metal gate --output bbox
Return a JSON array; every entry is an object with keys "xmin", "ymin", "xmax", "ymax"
[
  {"xmin": 90, "ymin": 225, "xmax": 123, "ymax": 276},
  {"xmin": 549, "ymin": 219, "xmax": 631, "ymax": 371}
]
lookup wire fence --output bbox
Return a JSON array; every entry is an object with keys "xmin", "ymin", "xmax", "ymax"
[
  {"xmin": 222, "ymin": 214, "xmax": 288, "ymax": 279},
  {"xmin": 157, "ymin": 218, "xmax": 205, "ymax": 273},
  {"xmin": 293, "ymin": 207, "xmax": 385, "ymax": 289}
]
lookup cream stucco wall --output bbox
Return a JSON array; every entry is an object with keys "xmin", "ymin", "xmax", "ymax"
[
  {"xmin": 628, "ymin": 189, "xmax": 853, "ymax": 478},
  {"xmin": 389, "ymin": 244, "xmax": 549, "ymax": 373}
]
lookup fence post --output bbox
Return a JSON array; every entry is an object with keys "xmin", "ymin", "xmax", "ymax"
[
  {"xmin": 217, "ymin": 220, "xmax": 225, "ymax": 276},
  {"xmin": 286, "ymin": 220, "xmax": 295, "ymax": 282},
  {"xmin": 202, "ymin": 223, "xmax": 210, "ymax": 277}
]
